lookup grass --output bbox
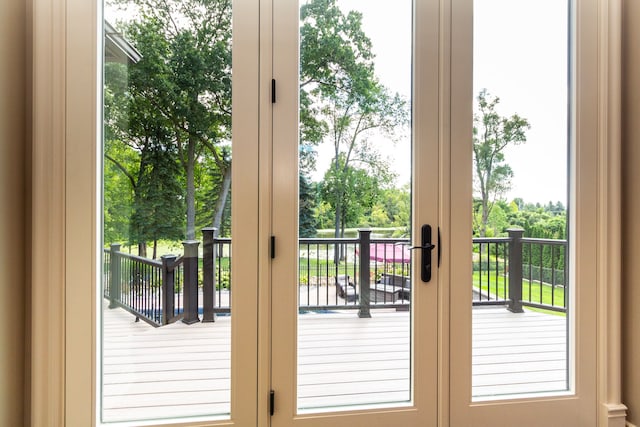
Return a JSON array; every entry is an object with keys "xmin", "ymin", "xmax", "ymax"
[
  {"xmin": 298, "ymin": 258, "xmax": 356, "ymax": 284},
  {"xmin": 473, "ymin": 271, "xmax": 566, "ymax": 313}
]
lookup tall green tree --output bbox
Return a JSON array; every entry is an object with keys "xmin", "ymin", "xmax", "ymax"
[
  {"xmin": 104, "ymin": 61, "xmax": 186, "ymax": 255},
  {"xmin": 111, "ymin": 0, "xmax": 232, "ymax": 240},
  {"xmin": 320, "ymin": 155, "xmax": 387, "ymax": 235},
  {"xmin": 300, "ymin": 0, "xmax": 408, "ymax": 244},
  {"xmin": 129, "ymin": 140, "xmax": 185, "ymax": 259},
  {"xmin": 473, "ymin": 89, "xmax": 530, "ymax": 236},
  {"xmin": 299, "ymin": 174, "xmax": 317, "ymax": 238}
]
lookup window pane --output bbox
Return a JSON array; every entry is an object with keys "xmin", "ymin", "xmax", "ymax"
[
  {"xmin": 471, "ymin": 0, "xmax": 571, "ymax": 400},
  {"xmin": 102, "ymin": 1, "xmax": 233, "ymax": 422},
  {"xmin": 296, "ymin": 0, "xmax": 413, "ymax": 412}
]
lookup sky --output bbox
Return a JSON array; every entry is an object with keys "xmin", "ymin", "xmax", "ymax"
[{"xmin": 310, "ymin": 0, "xmax": 569, "ymax": 205}]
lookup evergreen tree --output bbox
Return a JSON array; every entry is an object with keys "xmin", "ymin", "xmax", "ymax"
[
  {"xmin": 129, "ymin": 138, "xmax": 185, "ymax": 259},
  {"xmin": 299, "ymin": 174, "xmax": 317, "ymax": 238}
]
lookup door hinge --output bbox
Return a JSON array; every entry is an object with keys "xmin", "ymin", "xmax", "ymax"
[
  {"xmin": 271, "ymin": 79, "xmax": 276, "ymax": 103},
  {"xmin": 438, "ymin": 227, "xmax": 442, "ymax": 268},
  {"xmin": 271, "ymin": 236, "xmax": 276, "ymax": 259},
  {"xmin": 270, "ymin": 390, "xmax": 275, "ymax": 416}
]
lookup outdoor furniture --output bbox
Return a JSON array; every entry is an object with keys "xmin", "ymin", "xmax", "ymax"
[
  {"xmin": 335, "ymin": 275, "xmax": 358, "ymax": 302},
  {"xmin": 373, "ymin": 273, "xmax": 411, "ymax": 303}
]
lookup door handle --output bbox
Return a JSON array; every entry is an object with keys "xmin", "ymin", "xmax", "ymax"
[{"xmin": 410, "ymin": 224, "xmax": 435, "ymax": 282}]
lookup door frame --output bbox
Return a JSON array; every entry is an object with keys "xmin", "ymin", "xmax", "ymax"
[
  {"xmin": 30, "ymin": 0, "xmax": 262, "ymax": 425},
  {"xmin": 29, "ymin": 0, "xmax": 626, "ymax": 426},
  {"xmin": 268, "ymin": 0, "xmax": 440, "ymax": 425},
  {"xmin": 446, "ymin": 0, "xmax": 627, "ymax": 426}
]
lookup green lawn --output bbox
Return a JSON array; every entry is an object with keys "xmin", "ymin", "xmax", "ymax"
[{"xmin": 473, "ymin": 271, "xmax": 566, "ymax": 311}]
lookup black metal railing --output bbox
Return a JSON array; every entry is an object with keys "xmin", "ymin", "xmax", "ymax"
[
  {"xmin": 472, "ymin": 229, "xmax": 568, "ymax": 313},
  {"xmin": 104, "ymin": 227, "xmax": 568, "ymax": 326},
  {"xmin": 104, "ymin": 229, "xmax": 232, "ymax": 326},
  {"xmin": 521, "ymin": 236, "xmax": 567, "ymax": 311},
  {"xmin": 298, "ymin": 233, "xmax": 411, "ymax": 314},
  {"xmin": 104, "ymin": 244, "xmax": 180, "ymax": 325}
]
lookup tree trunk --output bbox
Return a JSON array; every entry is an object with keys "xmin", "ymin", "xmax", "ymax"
[
  {"xmin": 212, "ymin": 162, "xmax": 232, "ymax": 236},
  {"xmin": 138, "ymin": 242, "xmax": 147, "ymax": 258},
  {"xmin": 480, "ymin": 195, "xmax": 489, "ymax": 237},
  {"xmin": 186, "ymin": 136, "xmax": 197, "ymax": 240},
  {"xmin": 333, "ymin": 197, "xmax": 342, "ymax": 264}
]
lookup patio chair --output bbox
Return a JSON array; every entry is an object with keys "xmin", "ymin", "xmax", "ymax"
[{"xmin": 335, "ymin": 275, "xmax": 358, "ymax": 302}]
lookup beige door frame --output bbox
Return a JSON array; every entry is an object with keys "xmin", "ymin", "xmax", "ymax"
[
  {"xmin": 29, "ymin": 0, "xmax": 626, "ymax": 425},
  {"xmin": 447, "ymin": 0, "xmax": 627, "ymax": 426}
]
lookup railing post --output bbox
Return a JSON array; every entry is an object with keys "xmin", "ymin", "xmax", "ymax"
[
  {"xmin": 108, "ymin": 243, "xmax": 121, "ymax": 309},
  {"xmin": 358, "ymin": 229, "xmax": 372, "ymax": 318},
  {"xmin": 202, "ymin": 228, "xmax": 217, "ymax": 322},
  {"xmin": 507, "ymin": 228, "xmax": 524, "ymax": 313},
  {"xmin": 182, "ymin": 240, "xmax": 201, "ymax": 324},
  {"xmin": 161, "ymin": 254, "xmax": 177, "ymax": 325}
]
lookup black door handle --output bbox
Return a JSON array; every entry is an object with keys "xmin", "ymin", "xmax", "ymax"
[{"xmin": 410, "ymin": 224, "xmax": 435, "ymax": 282}]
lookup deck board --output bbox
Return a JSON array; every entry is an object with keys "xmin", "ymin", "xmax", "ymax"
[{"xmin": 101, "ymin": 305, "xmax": 567, "ymax": 422}]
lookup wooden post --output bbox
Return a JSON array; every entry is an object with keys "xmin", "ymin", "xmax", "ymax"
[
  {"xmin": 182, "ymin": 240, "xmax": 201, "ymax": 324},
  {"xmin": 507, "ymin": 228, "xmax": 524, "ymax": 313},
  {"xmin": 358, "ymin": 229, "xmax": 372, "ymax": 318},
  {"xmin": 161, "ymin": 254, "xmax": 177, "ymax": 325},
  {"xmin": 108, "ymin": 243, "xmax": 121, "ymax": 309},
  {"xmin": 202, "ymin": 228, "xmax": 217, "ymax": 322}
]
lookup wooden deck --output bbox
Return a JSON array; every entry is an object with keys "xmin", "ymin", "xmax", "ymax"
[{"xmin": 102, "ymin": 305, "xmax": 567, "ymax": 423}]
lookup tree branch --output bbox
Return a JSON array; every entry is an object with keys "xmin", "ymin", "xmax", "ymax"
[{"xmin": 105, "ymin": 153, "xmax": 137, "ymax": 190}]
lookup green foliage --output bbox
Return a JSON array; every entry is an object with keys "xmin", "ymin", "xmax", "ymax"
[
  {"xmin": 320, "ymin": 154, "xmax": 392, "ymax": 235},
  {"xmin": 299, "ymin": 174, "xmax": 318, "ymax": 238},
  {"xmin": 300, "ymin": 0, "xmax": 409, "ymax": 239},
  {"xmin": 473, "ymin": 198, "xmax": 568, "ymax": 277},
  {"xmin": 107, "ymin": 0, "xmax": 232, "ymax": 240},
  {"xmin": 365, "ymin": 186, "xmax": 410, "ymax": 233},
  {"xmin": 473, "ymin": 89, "xmax": 530, "ymax": 236},
  {"xmin": 103, "ymin": 142, "xmax": 136, "ymax": 244},
  {"xmin": 129, "ymin": 142, "xmax": 185, "ymax": 254}
]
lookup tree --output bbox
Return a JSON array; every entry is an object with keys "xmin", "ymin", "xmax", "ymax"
[
  {"xmin": 104, "ymin": 61, "xmax": 187, "ymax": 255},
  {"xmin": 129, "ymin": 140, "xmax": 185, "ymax": 259},
  {"xmin": 111, "ymin": 0, "xmax": 232, "ymax": 240},
  {"xmin": 299, "ymin": 174, "xmax": 318, "ymax": 238},
  {"xmin": 320, "ymin": 156, "xmax": 386, "ymax": 234},
  {"xmin": 473, "ymin": 89, "xmax": 530, "ymax": 236},
  {"xmin": 300, "ymin": 0, "xmax": 409, "ymax": 245}
]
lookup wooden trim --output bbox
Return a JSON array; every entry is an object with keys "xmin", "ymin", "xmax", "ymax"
[
  {"xmin": 257, "ymin": 1, "xmax": 273, "ymax": 426},
  {"xmin": 30, "ymin": 0, "xmax": 66, "ymax": 424},
  {"xmin": 65, "ymin": 0, "xmax": 99, "ymax": 425},
  {"xmin": 597, "ymin": 0, "xmax": 627, "ymax": 425}
]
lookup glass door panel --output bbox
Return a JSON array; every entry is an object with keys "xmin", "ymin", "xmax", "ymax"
[
  {"xmin": 271, "ymin": 0, "xmax": 439, "ymax": 425},
  {"xmin": 101, "ymin": 1, "xmax": 258, "ymax": 424},
  {"xmin": 471, "ymin": 0, "xmax": 571, "ymax": 400},
  {"xmin": 296, "ymin": 0, "xmax": 412, "ymax": 411}
]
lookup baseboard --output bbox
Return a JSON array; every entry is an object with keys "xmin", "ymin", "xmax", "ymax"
[{"xmin": 627, "ymin": 422, "xmax": 637, "ymax": 427}]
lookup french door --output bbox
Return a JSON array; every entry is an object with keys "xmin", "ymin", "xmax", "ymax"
[
  {"xmin": 267, "ymin": 0, "xmax": 602, "ymax": 427},
  {"xmin": 270, "ymin": 0, "xmax": 439, "ymax": 425},
  {"xmin": 46, "ymin": 0, "xmax": 623, "ymax": 425}
]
